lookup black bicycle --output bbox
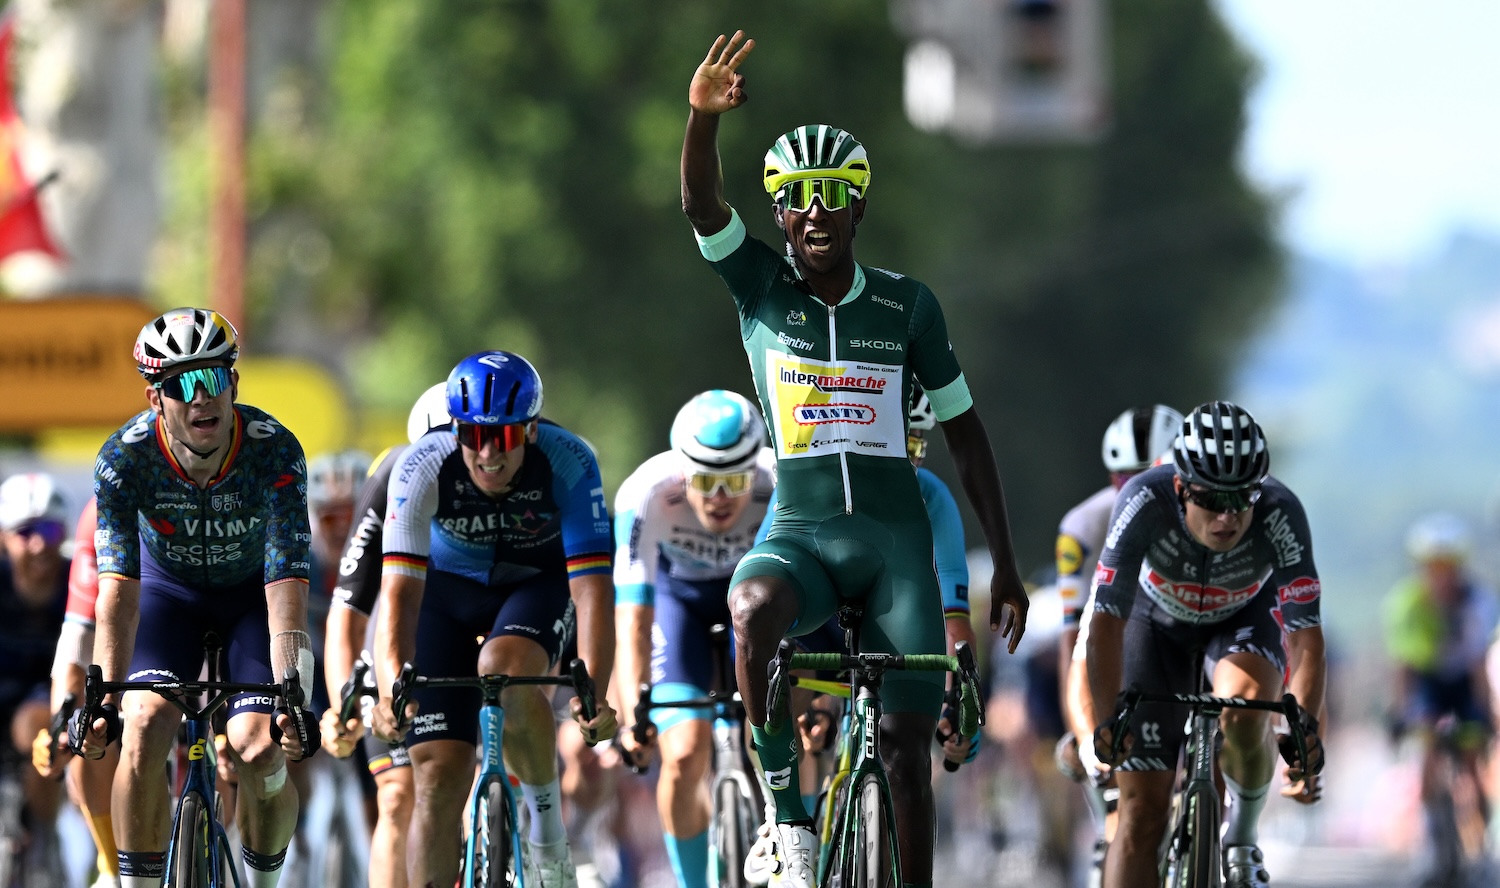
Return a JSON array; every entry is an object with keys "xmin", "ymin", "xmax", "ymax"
[
  {"xmin": 1102, "ymin": 687, "xmax": 1313, "ymax": 888},
  {"xmin": 74, "ymin": 635, "xmax": 310, "ymax": 888}
]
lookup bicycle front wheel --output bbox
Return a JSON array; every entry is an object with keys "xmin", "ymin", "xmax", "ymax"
[
  {"xmin": 711, "ymin": 781, "xmax": 752, "ymax": 888},
  {"xmin": 1170, "ymin": 786, "xmax": 1220, "ymax": 888},
  {"xmin": 169, "ymin": 791, "xmax": 213, "ymax": 888},
  {"xmin": 474, "ymin": 779, "xmax": 515, "ymax": 888},
  {"xmin": 847, "ymin": 774, "xmax": 897, "ymax": 888}
]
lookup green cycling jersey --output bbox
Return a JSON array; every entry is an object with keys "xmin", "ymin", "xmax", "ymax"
[{"xmin": 696, "ymin": 207, "xmax": 974, "ymax": 523}]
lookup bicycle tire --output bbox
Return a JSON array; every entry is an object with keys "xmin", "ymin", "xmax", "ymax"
[
  {"xmin": 474, "ymin": 779, "xmax": 514, "ymax": 888},
  {"xmin": 711, "ymin": 781, "xmax": 751, "ymax": 888},
  {"xmin": 819, "ymin": 773, "xmax": 853, "ymax": 888},
  {"xmin": 1170, "ymin": 786, "xmax": 1220, "ymax": 888},
  {"xmin": 849, "ymin": 774, "xmax": 896, "ymax": 888},
  {"xmin": 170, "ymin": 790, "xmax": 213, "ymax": 888}
]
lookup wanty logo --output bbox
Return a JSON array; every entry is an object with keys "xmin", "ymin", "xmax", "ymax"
[{"xmin": 794, "ymin": 403, "xmax": 875, "ymax": 425}]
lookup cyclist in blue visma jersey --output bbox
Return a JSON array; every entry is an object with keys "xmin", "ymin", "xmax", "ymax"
[
  {"xmin": 371, "ymin": 351, "xmax": 618, "ymax": 888},
  {"xmin": 75, "ymin": 307, "xmax": 320, "ymax": 888}
]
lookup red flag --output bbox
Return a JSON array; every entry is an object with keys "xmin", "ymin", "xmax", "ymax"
[{"xmin": 0, "ymin": 10, "xmax": 61, "ymax": 261}]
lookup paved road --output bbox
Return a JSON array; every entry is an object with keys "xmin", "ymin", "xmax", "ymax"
[{"xmin": 1266, "ymin": 844, "xmax": 1418, "ymax": 887}]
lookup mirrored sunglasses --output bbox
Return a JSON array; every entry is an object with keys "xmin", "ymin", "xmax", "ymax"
[
  {"xmin": 454, "ymin": 421, "xmax": 530, "ymax": 452},
  {"xmin": 156, "ymin": 365, "xmax": 233, "ymax": 402},
  {"xmin": 1181, "ymin": 484, "xmax": 1262, "ymax": 515},
  {"xmin": 776, "ymin": 178, "xmax": 860, "ymax": 213},
  {"xmin": 12, "ymin": 520, "xmax": 65, "ymax": 546},
  {"xmin": 686, "ymin": 469, "xmax": 755, "ymax": 498}
]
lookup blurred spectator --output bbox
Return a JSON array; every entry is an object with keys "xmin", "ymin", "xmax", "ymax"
[{"xmin": 0, "ymin": 472, "xmax": 70, "ymax": 878}]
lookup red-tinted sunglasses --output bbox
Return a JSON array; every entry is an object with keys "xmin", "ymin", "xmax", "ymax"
[{"xmin": 454, "ymin": 421, "xmax": 531, "ymax": 452}]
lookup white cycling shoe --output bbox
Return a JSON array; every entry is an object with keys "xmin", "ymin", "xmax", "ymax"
[
  {"xmin": 1223, "ymin": 844, "xmax": 1270, "ymax": 888},
  {"xmin": 743, "ymin": 816, "xmax": 777, "ymax": 886},
  {"xmin": 524, "ymin": 841, "xmax": 579, "ymax": 888},
  {"xmin": 768, "ymin": 822, "xmax": 818, "ymax": 888}
]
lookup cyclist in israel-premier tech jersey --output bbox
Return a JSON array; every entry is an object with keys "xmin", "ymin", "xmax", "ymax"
[
  {"xmin": 613, "ymin": 390, "xmax": 775, "ymax": 888},
  {"xmin": 1051, "ymin": 405, "xmax": 1180, "ymax": 876},
  {"xmin": 681, "ymin": 31, "xmax": 1030, "ymax": 888},
  {"xmin": 370, "ymin": 351, "xmax": 618, "ymax": 888},
  {"xmin": 319, "ymin": 382, "xmax": 449, "ymax": 888},
  {"xmin": 73, "ymin": 307, "xmax": 320, "ymax": 888},
  {"xmin": 1086, "ymin": 402, "xmax": 1327, "ymax": 888}
]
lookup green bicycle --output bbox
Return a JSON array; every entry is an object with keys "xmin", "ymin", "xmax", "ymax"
[{"xmin": 766, "ymin": 611, "xmax": 982, "ymax": 888}]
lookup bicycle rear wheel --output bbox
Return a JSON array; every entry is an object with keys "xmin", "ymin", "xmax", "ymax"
[
  {"xmin": 711, "ymin": 781, "xmax": 751, "ymax": 888},
  {"xmin": 474, "ymin": 779, "xmax": 515, "ymax": 888},
  {"xmin": 170, "ymin": 791, "xmax": 213, "ymax": 888},
  {"xmin": 847, "ymin": 774, "xmax": 896, "ymax": 888}
]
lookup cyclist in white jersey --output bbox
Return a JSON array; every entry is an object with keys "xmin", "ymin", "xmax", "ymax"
[
  {"xmin": 614, "ymin": 391, "xmax": 775, "ymax": 888},
  {"xmin": 1051, "ymin": 405, "xmax": 1180, "ymax": 883}
]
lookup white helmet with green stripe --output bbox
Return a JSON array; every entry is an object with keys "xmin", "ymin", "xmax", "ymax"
[{"xmin": 763, "ymin": 124, "xmax": 871, "ymax": 199}]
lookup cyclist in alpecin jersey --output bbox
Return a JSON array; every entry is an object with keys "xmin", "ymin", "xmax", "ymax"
[
  {"xmin": 76, "ymin": 307, "xmax": 318, "ymax": 888},
  {"xmin": 371, "ymin": 352, "xmax": 618, "ymax": 888},
  {"xmin": 682, "ymin": 31, "xmax": 1028, "ymax": 888},
  {"xmin": 1087, "ymin": 403, "xmax": 1326, "ymax": 888}
]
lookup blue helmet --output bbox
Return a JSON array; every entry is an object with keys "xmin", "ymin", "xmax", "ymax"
[
  {"xmin": 446, "ymin": 351, "xmax": 544, "ymax": 425},
  {"xmin": 670, "ymin": 390, "xmax": 766, "ymax": 473}
]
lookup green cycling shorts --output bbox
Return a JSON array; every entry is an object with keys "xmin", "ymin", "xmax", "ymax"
[{"xmin": 731, "ymin": 510, "xmax": 946, "ymax": 716}]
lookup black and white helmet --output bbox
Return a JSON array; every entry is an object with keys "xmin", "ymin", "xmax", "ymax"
[
  {"xmin": 134, "ymin": 307, "xmax": 240, "ymax": 380},
  {"xmin": 1102, "ymin": 405, "xmax": 1183, "ymax": 473},
  {"xmin": 908, "ymin": 384, "xmax": 936, "ymax": 432},
  {"xmin": 1173, "ymin": 401, "xmax": 1269, "ymax": 490}
]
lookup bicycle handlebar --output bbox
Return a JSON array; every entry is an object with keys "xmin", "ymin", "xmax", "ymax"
[
  {"xmin": 77, "ymin": 664, "xmax": 302, "ymax": 748},
  {"xmin": 1105, "ymin": 688, "xmax": 1313, "ymax": 775},
  {"xmin": 389, "ymin": 659, "xmax": 599, "ymax": 739},
  {"xmin": 766, "ymin": 640, "xmax": 984, "ymax": 763}
]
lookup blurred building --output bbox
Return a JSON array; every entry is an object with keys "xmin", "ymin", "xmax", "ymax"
[{"xmin": 892, "ymin": 0, "xmax": 1109, "ymax": 144}]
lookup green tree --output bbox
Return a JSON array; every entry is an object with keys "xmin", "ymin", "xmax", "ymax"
[{"xmin": 161, "ymin": 0, "xmax": 1279, "ymax": 571}]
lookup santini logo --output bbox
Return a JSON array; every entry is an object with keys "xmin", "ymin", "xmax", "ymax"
[{"xmin": 777, "ymin": 332, "xmax": 815, "ymax": 352}]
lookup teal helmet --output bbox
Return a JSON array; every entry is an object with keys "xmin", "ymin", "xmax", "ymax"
[
  {"xmin": 763, "ymin": 124, "xmax": 871, "ymax": 199},
  {"xmin": 670, "ymin": 390, "xmax": 766, "ymax": 473}
]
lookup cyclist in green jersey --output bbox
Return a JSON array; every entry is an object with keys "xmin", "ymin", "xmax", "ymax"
[{"xmin": 681, "ymin": 31, "xmax": 1029, "ymax": 888}]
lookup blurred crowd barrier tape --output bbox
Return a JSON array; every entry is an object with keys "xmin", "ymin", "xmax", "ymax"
[{"xmin": 0, "ymin": 296, "xmax": 156, "ymax": 432}]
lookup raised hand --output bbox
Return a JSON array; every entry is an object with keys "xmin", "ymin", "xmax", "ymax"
[{"xmin": 689, "ymin": 31, "xmax": 756, "ymax": 115}]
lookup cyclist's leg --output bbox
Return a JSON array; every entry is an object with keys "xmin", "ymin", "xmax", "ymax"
[
  {"xmin": 651, "ymin": 575, "xmax": 726, "ymax": 888},
  {"xmin": 1107, "ymin": 771, "xmax": 1175, "ymax": 887},
  {"xmin": 222, "ymin": 595, "xmax": 300, "ymax": 883},
  {"xmin": 482, "ymin": 570, "xmax": 574, "ymax": 873},
  {"xmin": 861, "ymin": 519, "xmax": 943, "ymax": 886},
  {"xmin": 113, "ymin": 576, "xmax": 212, "ymax": 883},
  {"xmin": 729, "ymin": 535, "xmax": 837, "ymax": 825},
  {"xmin": 67, "ymin": 741, "xmax": 121, "ymax": 881},
  {"xmin": 403, "ymin": 569, "xmax": 490, "ymax": 886},
  {"xmin": 1208, "ymin": 595, "xmax": 1286, "ymax": 853},
  {"xmin": 362, "ymin": 736, "xmax": 412, "ymax": 888},
  {"xmin": 1106, "ymin": 604, "xmax": 1198, "ymax": 884}
]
